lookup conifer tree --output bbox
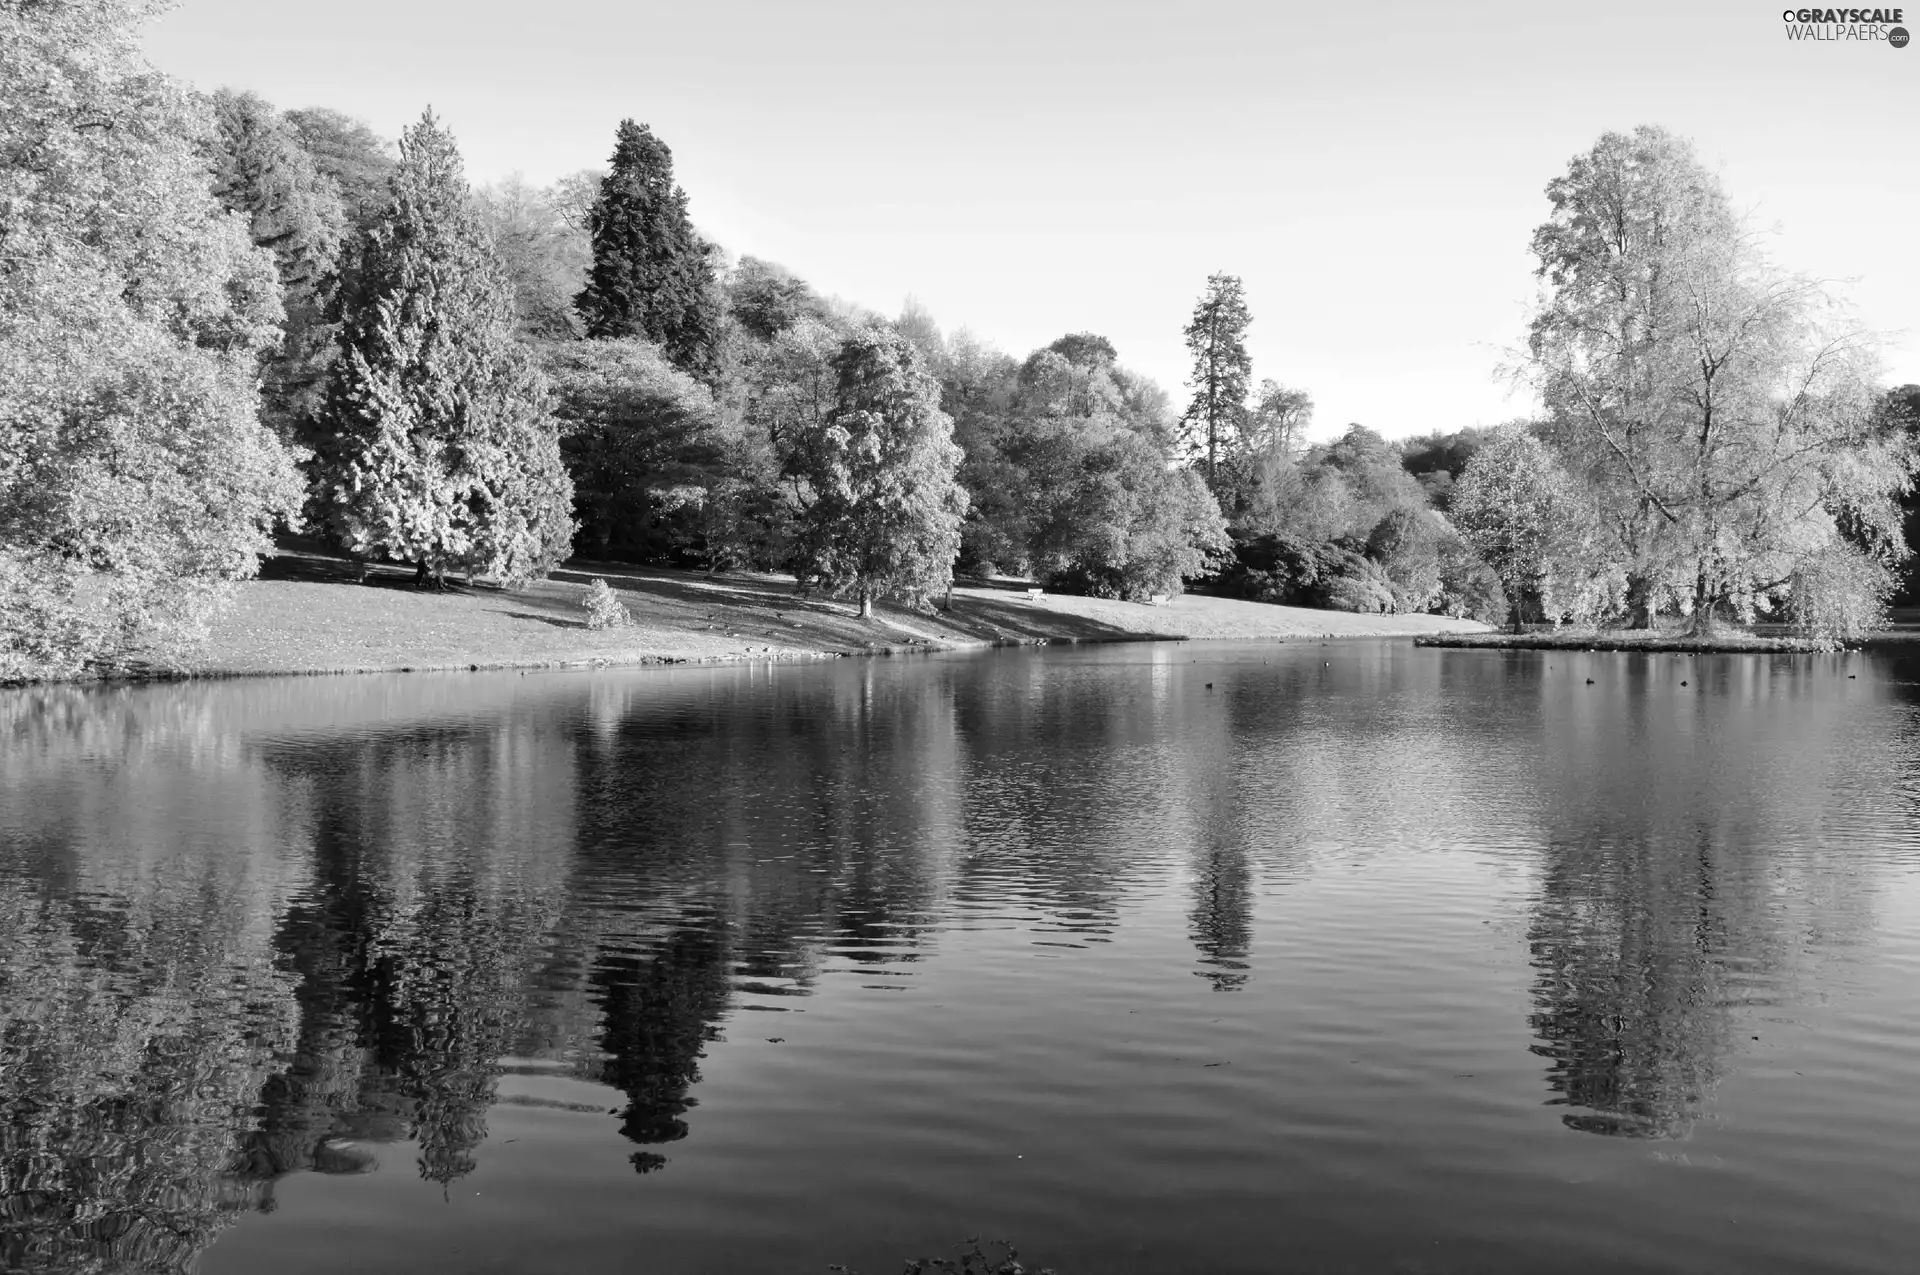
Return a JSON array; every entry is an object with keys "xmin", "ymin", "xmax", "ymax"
[
  {"xmin": 1181, "ymin": 273, "xmax": 1253, "ymax": 488},
  {"xmin": 320, "ymin": 111, "xmax": 573, "ymax": 586},
  {"xmin": 576, "ymin": 119, "xmax": 722, "ymax": 377},
  {"xmin": 791, "ymin": 329, "xmax": 968, "ymax": 617}
]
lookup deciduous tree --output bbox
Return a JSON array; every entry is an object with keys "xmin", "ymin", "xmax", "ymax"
[
  {"xmin": 474, "ymin": 174, "xmax": 591, "ymax": 339},
  {"xmin": 726, "ymin": 256, "xmax": 828, "ymax": 342},
  {"xmin": 1218, "ymin": 379, "xmax": 1313, "ymax": 527},
  {"xmin": 543, "ymin": 337, "xmax": 719, "ymax": 559},
  {"xmin": 0, "ymin": 0, "xmax": 304, "ymax": 679},
  {"xmin": 205, "ymin": 88, "xmax": 348, "ymax": 442},
  {"xmin": 1451, "ymin": 427, "xmax": 1601, "ymax": 629},
  {"xmin": 1525, "ymin": 125, "xmax": 1914, "ymax": 636},
  {"xmin": 1031, "ymin": 430, "xmax": 1230, "ymax": 600},
  {"xmin": 282, "ymin": 107, "xmax": 395, "ymax": 233},
  {"xmin": 790, "ymin": 329, "xmax": 967, "ymax": 616}
]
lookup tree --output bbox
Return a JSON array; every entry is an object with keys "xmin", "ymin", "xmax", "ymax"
[
  {"xmin": 893, "ymin": 296, "xmax": 944, "ymax": 363},
  {"xmin": 790, "ymin": 329, "xmax": 968, "ymax": 616},
  {"xmin": 1218, "ymin": 379, "xmax": 1313, "ymax": 527},
  {"xmin": 928, "ymin": 328, "xmax": 1231, "ymax": 593},
  {"xmin": 1451, "ymin": 428, "xmax": 1603, "ymax": 630},
  {"xmin": 1031, "ymin": 430, "xmax": 1230, "ymax": 600},
  {"xmin": 1181, "ymin": 273, "xmax": 1253, "ymax": 487},
  {"xmin": 698, "ymin": 312, "xmax": 852, "ymax": 573},
  {"xmin": 547, "ymin": 168, "xmax": 603, "ymax": 235},
  {"xmin": 936, "ymin": 332, "xmax": 1025, "ymax": 575},
  {"xmin": 1281, "ymin": 424, "xmax": 1430, "ymax": 546},
  {"xmin": 1882, "ymin": 385, "xmax": 1920, "ymax": 604},
  {"xmin": 282, "ymin": 107, "xmax": 395, "ymax": 233},
  {"xmin": 1525, "ymin": 125, "xmax": 1915, "ymax": 636},
  {"xmin": 542, "ymin": 337, "xmax": 719, "ymax": 558},
  {"xmin": 726, "ymin": 255, "xmax": 827, "ymax": 342},
  {"xmin": 320, "ymin": 111, "xmax": 573, "ymax": 587},
  {"xmin": 1398, "ymin": 425, "xmax": 1492, "ymax": 512},
  {"xmin": 205, "ymin": 88, "xmax": 348, "ymax": 443},
  {"xmin": 474, "ymin": 174, "xmax": 592, "ymax": 339},
  {"xmin": 576, "ymin": 120, "xmax": 722, "ymax": 377},
  {"xmin": 0, "ymin": 0, "xmax": 304, "ymax": 680}
]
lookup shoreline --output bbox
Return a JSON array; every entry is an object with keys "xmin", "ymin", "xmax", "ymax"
[
  {"xmin": 123, "ymin": 631, "xmax": 1175, "ymax": 684},
  {"xmin": 8, "ymin": 553, "xmax": 1494, "ymax": 687},
  {"xmin": 1414, "ymin": 631, "xmax": 1837, "ymax": 654}
]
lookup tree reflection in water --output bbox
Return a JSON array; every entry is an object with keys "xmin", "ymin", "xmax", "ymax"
[
  {"xmin": 1525, "ymin": 832, "xmax": 1733, "ymax": 1139},
  {"xmin": 3, "ymin": 650, "xmax": 1906, "ymax": 1275},
  {"xmin": 0, "ymin": 872, "xmax": 292, "ymax": 1272},
  {"xmin": 1519, "ymin": 653, "xmax": 1885, "ymax": 1138}
]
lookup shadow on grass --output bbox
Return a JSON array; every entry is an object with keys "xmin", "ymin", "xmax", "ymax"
[
  {"xmin": 547, "ymin": 566, "xmax": 1157, "ymax": 644},
  {"xmin": 257, "ymin": 546, "xmax": 1157, "ymax": 647},
  {"xmin": 257, "ymin": 552, "xmax": 364, "ymax": 584},
  {"xmin": 938, "ymin": 595, "xmax": 1154, "ymax": 643},
  {"xmin": 502, "ymin": 611, "xmax": 587, "ymax": 630},
  {"xmin": 551, "ymin": 562, "xmax": 861, "ymax": 622},
  {"xmin": 258, "ymin": 550, "xmax": 498, "ymax": 596}
]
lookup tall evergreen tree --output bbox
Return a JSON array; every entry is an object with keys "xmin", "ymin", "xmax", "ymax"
[
  {"xmin": 576, "ymin": 120, "xmax": 721, "ymax": 377},
  {"xmin": 1181, "ymin": 273, "xmax": 1253, "ymax": 488},
  {"xmin": 320, "ymin": 111, "xmax": 574, "ymax": 586},
  {"xmin": 791, "ymin": 329, "xmax": 968, "ymax": 616}
]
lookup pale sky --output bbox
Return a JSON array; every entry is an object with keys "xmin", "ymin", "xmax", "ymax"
[{"xmin": 145, "ymin": 0, "xmax": 1918, "ymax": 442}]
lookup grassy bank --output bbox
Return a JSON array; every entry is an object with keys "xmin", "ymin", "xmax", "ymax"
[
  {"xmin": 165, "ymin": 550, "xmax": 1491, "ymax": 679},
  {"xmin": 1414, "ymin": 630, "xmax": 1831, "ymax": 654}
]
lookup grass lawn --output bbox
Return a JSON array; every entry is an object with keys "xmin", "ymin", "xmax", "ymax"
[{"xmin": 168, "ymin": 548, "xmax": 1493, "ymax": 679}]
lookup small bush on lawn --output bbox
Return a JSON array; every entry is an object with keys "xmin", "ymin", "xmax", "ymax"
[{"xmin": 583, "ymin": 578, "xmax": 631, "ymax": 630}]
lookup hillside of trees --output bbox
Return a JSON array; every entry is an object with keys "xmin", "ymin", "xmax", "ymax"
[{"xmin": 4, "ymin": 0, "xmax": 1917, "ymax": 681}]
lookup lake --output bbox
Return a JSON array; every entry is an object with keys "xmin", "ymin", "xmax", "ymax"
[{"xmin": 3, "ymin": 641, "xmax": 1919, "ymax": 1274}]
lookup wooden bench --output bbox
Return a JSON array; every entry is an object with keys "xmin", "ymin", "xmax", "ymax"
[
  {"xmin": 1148, "ymin": 593, "xmax": 1172, "ymax": 606},
  {"xmin": 1026, "ymin": 587, "xmax": 1044, "ymax": 600}
]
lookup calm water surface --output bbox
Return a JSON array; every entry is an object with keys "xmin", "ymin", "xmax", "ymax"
[{"xmin": 4, "ymin": 641, "xmax": 1920, "ymax": 1274}]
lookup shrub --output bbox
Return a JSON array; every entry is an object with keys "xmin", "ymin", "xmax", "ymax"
[
  {"xmin": 1323, "ymin": 569, "xmax": 1395, "ymax": 614},
  {"xmin": 582, "ymin": 578, "xmax": 631, "ymax": 629},
  {"xmin": 1210, "ymin": 532, "xmax": 1341, "ymax": 605}
]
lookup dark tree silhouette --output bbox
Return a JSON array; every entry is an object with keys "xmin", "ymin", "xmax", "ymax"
[{"xmin": 576, "ymin": 119, "xmax": 723, "ymax": 377}]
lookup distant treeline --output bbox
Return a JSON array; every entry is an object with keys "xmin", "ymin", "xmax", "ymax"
[{"xmin": 5, "ymin": 0, "xmax": 1918, "ymax": 681}]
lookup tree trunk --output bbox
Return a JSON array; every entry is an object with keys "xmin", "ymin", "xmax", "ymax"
[
  {"xmin": 859, "ymin": 592, "xmax": 873, "ymax": 619},
  {"xmin": 1689, "ymin": 565, "xmax": 1717, "ymax": 637},
  {"xmin": 1623, "ymin": 573, "xmax": 1656, "ymax": 630}
]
